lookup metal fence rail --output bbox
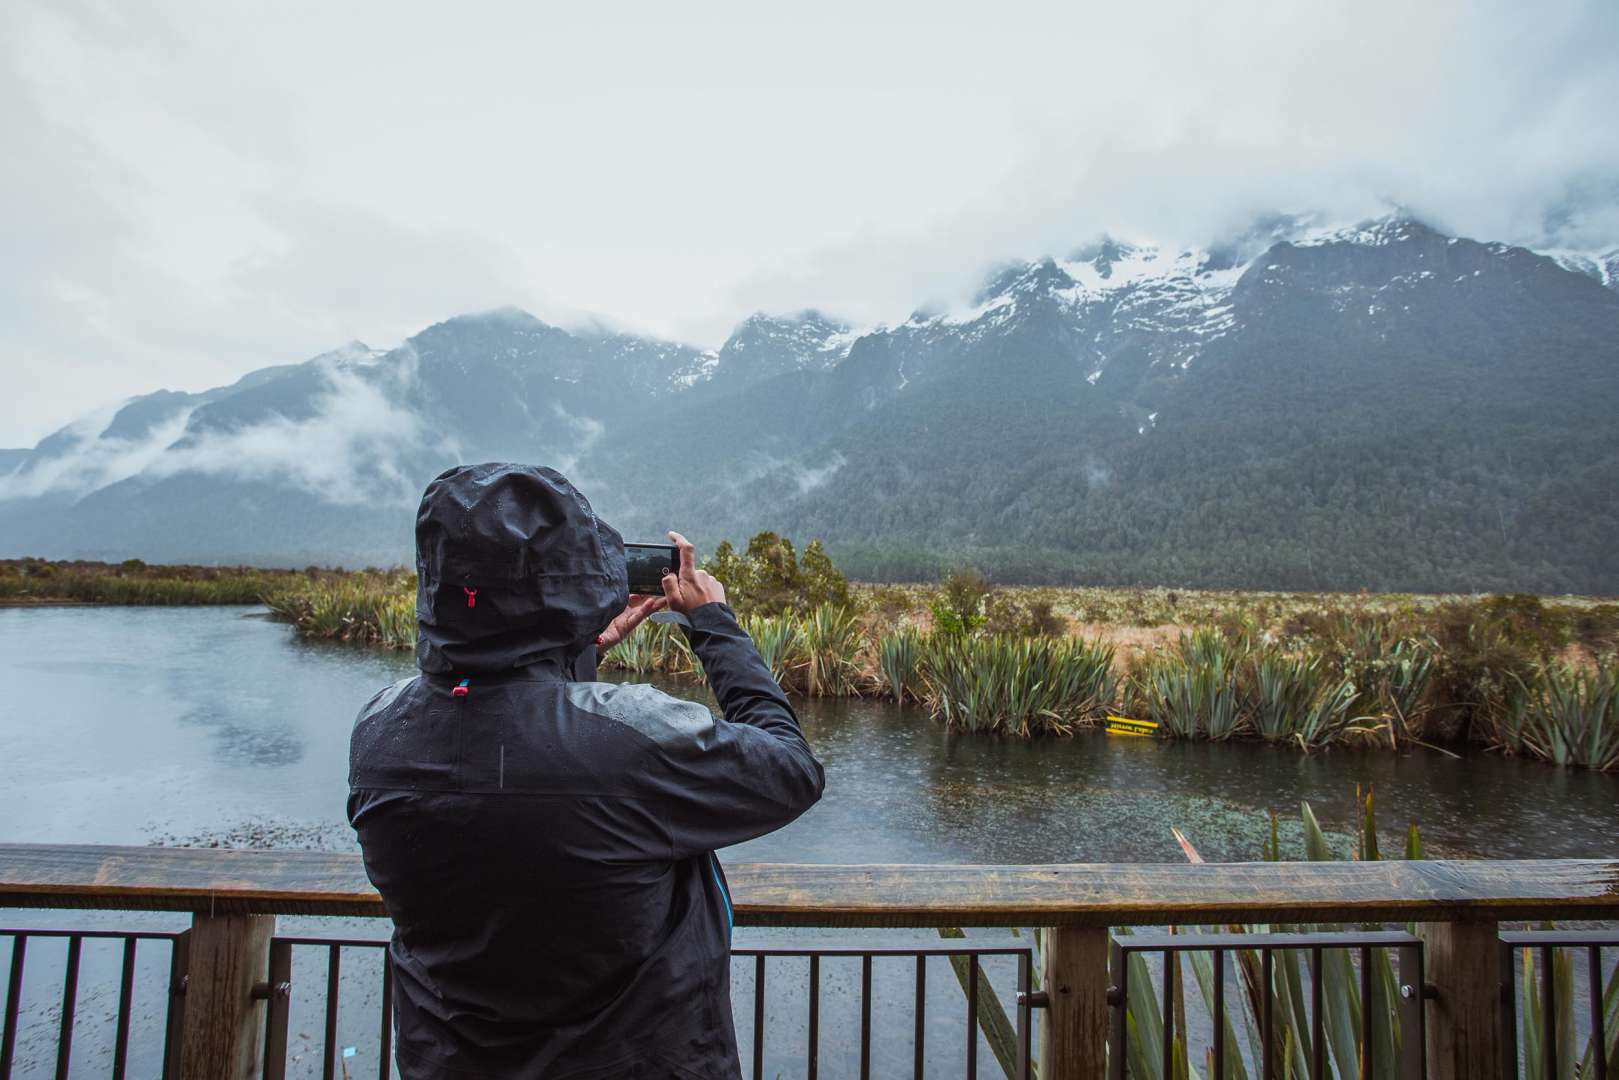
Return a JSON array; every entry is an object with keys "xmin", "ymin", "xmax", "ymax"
[
  {"xmin": 1, "ymin": 926, "xmax": 189, "ymax": 1080},
  {"xmin": 1106, "ymin": 930, "xmax": 1427, "ymax": 1080},
  {"xmin": 257, "ymin": 935, "xmax": 1037, "ymax": 1080},
  {"xmin": 1499, "ymin": 930, "xmax": 1617, "ymax": 1080}
]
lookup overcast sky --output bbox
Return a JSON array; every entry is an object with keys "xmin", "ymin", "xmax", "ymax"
[{"xmin": 3, "ymin": 0, "xmax": 1617, "ymax": 446}]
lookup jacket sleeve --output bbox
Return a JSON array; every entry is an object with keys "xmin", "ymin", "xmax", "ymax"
[{"xmin": 645, "ymin": 603, "xmax": 825, "ymax": 858}]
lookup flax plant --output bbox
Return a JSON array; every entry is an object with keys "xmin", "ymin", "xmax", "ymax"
[
  {"xmin": 741, "ymin": 613, "xmax": 802, "ymax": 687},
  {"xmin": 1517, "ymin": 662, "xmax": 1619, "ymax": 770},
  {"xmin": 917, "ymin": 634, "xmax": 1114, "ymax": 735},
  {"xmin": 1137, "ymin": 630, "xmax": 1248, "ymax": 740},
  {"xmin": 263, "ymin": 576, "xmax": 417, "ymax": 648},
  {"xmin": 800, "ymin": 605, "xmax": 864, "ymax": 697},
  {"xmin": 878, "ymin": 628, "xmax": 924, "ymax": 703},
  {"xmin": 1109, "ymin": 794, "xmax": 1418, "ymax": 1079},
  {"xmin": 1513, "ymin": 924, "xmax": 1619, "ymax": 1079},
  {"xmin": 1247, "ymin": 650, "xmax": 1358, "ymax": 749}
]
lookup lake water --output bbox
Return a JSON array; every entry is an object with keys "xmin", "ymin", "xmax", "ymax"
[{"xmin": 2, "ymin": 606, "xmax": 1616, "ymax": 1076}]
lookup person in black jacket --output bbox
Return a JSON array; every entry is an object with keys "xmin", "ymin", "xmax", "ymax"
[{"xmin": 349, "ymin": 463, "xmax": 825, "ymax": 1079}]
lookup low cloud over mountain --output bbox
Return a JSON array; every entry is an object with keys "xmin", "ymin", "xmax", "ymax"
[{"xmin": 4, "ymin": 214, "xmax": 1617, "ymax": 592}]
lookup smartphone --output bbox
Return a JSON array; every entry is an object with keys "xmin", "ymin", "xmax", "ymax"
[{"xmin": 624, "ymin": 541, "xmax": 678, "ymax": 595}]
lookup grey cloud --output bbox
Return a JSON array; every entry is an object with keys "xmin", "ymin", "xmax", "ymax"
[
  {"xmin": 5, "ymin": 0, "xmax": 1618, "ymax": 444},
  {"xmin": 0, "ymin": 356, "xmax": 437, "ymax": 508}
]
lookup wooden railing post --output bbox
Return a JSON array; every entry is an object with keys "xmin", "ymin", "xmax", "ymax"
[
  {"xmin": 1040, "ymin": 927, "xmax": 1110, "ymax": 1080},
  {"xmin": 1419, "ymin": 918, "xmax": 1506, "ymax": 1080},
  {"xmin": 178, "ymin": 912, "xmax": 275, "ymax": 1080}
]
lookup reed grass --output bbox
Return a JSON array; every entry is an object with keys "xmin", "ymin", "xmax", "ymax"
[
  {"xmin": 0, "ymin": 558, "xmax": 306, "ymax": 605},
  {"xmin": 1135, "ymin": 629, "xmax": 1246, "ymax": 740},
  {"xmin": 22, "ymin": 557, "xmax": 1611, "ymax": 768},
  {"xmin": 1248, "ymin": 649, "xmax": 1359, "ymax": 749},
  {"xmin": 741, "ymin": 613, "xmax": 801, "ymax": 686},
  {"xmin": 261, "ymin": 573, "xmax": 417, "ymax": 648},
  {"xmin": 916, "ymin": 633, "xmax": 1115, "ymax": 736},
  {"xmin": 799, "ymin": 604, "xmax": 864, "ymax": 697},
  {"xmin": 1054, "ymin": 790, "xmax": 1619, "ymax": 1076},
  {"xmin": 877, "ymin": 628, "xmax": 923, "ymax": 703},
  {"xmin": 1514, "ymin": 663, "xmax": 1619, "ymax": 770}
]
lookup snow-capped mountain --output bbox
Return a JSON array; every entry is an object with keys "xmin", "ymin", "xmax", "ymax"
[
  {"xmin": 709, "ymin": 311, "xmax": 860, "ymax": 386},
  {"xmin": 4, "ymin": 213, "xmax": 1618, "ymax": 592}
]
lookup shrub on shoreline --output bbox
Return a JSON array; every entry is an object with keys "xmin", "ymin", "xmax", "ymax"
[{"xmin": 10, "ymin": 555, "xmax": 1616, "ymax": 769}]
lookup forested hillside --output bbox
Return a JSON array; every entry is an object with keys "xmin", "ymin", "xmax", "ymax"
[{"xmin": 3, "ymin": 216, "xmax": 1617, "ymax": 593}]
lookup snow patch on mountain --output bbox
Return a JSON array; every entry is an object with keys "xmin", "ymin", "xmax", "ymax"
[
  {"xmin": 1294, "ymin": 216, "xmax": 1429, "ymax": 248},
  {"xmin": 1539, "ymin": 246, "xmax": 1619, "ymax": 290}
]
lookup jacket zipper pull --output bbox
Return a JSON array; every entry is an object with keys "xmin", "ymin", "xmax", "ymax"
[
  {"xmin": 463, "ymin": 587, "xmax": 478, "ymax": 609},
  {"xmin": 452, "ymin": 677, "xmax": 470, "ymax": 700}
]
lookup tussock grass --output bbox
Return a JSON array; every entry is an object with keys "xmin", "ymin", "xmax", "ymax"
[
  {"xmin": 915, "ymin": 633, "xmax": 1116, "ymax": 736},
  {"xmin": 261, "ymin": 572, "xmax": 416, "ymax": 648},
  {"xmin": 16, "ymin": 557, "xmax": 1613, "ymax": 768},
  {"xmin": 0, "ymin": 558, "xmax": 312, "ymax": 606}
]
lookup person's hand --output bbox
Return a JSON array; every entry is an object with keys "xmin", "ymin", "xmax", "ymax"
[
  {"xmin": 595, "ymin": 593, "xmax": 668, "ymax": 651},
  {"xmin": 661, "ymin": 531, "xmax": 727, "ymax": 615}
]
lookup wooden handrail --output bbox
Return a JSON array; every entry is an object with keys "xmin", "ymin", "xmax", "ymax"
[{"xmin": 2, "ymin": 843, "xmax": 1617, "ymax": 926}]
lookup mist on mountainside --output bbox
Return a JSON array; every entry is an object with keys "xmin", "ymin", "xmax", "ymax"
[{"xmin": 4, "ymin": 215, "xmax": 1617, "ymax": 594}]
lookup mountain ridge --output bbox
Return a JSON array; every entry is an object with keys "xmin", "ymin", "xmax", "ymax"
[{"xmin": 4, "ymin": 213, "xmax": 1618, "ymax": 592}]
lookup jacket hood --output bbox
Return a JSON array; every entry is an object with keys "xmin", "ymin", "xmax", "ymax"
[{"xmin": 414, "ymin": 463, "xmax": 628, "ymax": 674}]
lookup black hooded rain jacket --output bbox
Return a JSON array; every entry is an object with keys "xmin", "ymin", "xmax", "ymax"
[{"xmin": 348, "ymin": 463, "xmax": 825, "ymax": 1078}]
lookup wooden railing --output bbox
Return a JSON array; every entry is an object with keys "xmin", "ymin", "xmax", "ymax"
[{"xmin": 2, "ymin": 844, "xmax": 1617, "ymax": 1079}]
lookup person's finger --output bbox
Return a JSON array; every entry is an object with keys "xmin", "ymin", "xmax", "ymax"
[
  {"xmin": 627, "ymin": 594, "xmax": 667, "ymax": 622},
  {"xmin": 668, "ymin": 531, "xmax": 695, "ymax": 579},
  {"xmin": 661, "ymin": 572, "xmax": 680, "ymax": 603}
]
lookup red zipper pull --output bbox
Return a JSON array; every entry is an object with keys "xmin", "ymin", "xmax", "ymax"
[{"xmin": 463, "ymin": 587, "xmax": 478, "ymax": 609}]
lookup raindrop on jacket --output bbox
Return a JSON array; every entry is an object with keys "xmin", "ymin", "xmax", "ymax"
[{"xmin": 348, "ymin": 463, "xmax": 825, "ymax": 1078}]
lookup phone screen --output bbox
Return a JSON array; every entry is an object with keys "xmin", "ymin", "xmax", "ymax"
[{"xmin": 623, "ymin": 542, "xmax": 678, "ymax": 595}]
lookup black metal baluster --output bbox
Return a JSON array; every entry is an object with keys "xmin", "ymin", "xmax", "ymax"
[
  {"xmin": 967, "ymin": 954, "xmax": 979, "ymax": 1079},
  {"xmin": 1359, "ymin": 947, "xmax": 1373, "ymax": 1080},
  {"xmin": 112, "ymin": 937, "xmax": 136, "ymax": 1080},
  {"xmin": 1260, "ymin": 948, "xmax": 1273, "ymax": 1080},
  {"xmin": 752, "ymin": 955, "xmax": 765, "ymax": 1080},
  {"xmin": 262, "ymin": 940, "xmax": 292, "ymax": 1080},
  {"xmin": 807, "ymin": 954, "xmax": 819, "ymax": 1080},
  {"xmin": 1542, "ymin": 946, "xmax": 1557, "ymax": 1079},
  {"xmin": 378, "ymin": 953, "xmax": 393, "ymax": 1080},
  {"xmin": 1162, "ymin": 949, "xmax": 1176, "ymax": 1079},
  {"xmin": 1212, "ymin": 948, "xmax": 1225, "ymax": 1080},
  {"xmin": 324, "ymin": 946, "xmax": 341, "ymax": 1080},
  {"xmin": 860, "ymin": 955, "xmax": 872, "ymax": 1080},
  {"xmin": 1016, "ymin": 951, "xmax": 1030, "ymax": 1080},
  {"xmin": 1499, "ymin": 941, "xmax": 1519, "ymax": 1080},
  {"xmin": 913, "ymin": 955, "xmax": 925, "ymax": 1080},
  {"xmin": 2, "ymin": 935, "xmax": 25, "ymax": 1080},
  {"xmin": 1396, "ymin": 942, "xmax": 1425, "ymax": 1080},
  {"xmin": 54, "ymin": 936, "xmax": 80, "ymax": 1080},
  {"xmin": 1108, "ymin": 939, "xmax": 1128, "ymax": 1080},
  {"xmin": 1311, "ymin": 947, "xmax": 1325, "ymax": 1080},
  {"xmin": 1590, "ymin": 945, "xmax": 1607, "ymax": 1080},
  {"xmin": 161, "ymin": 931, "xmax": 189, "ymax": 1080}
]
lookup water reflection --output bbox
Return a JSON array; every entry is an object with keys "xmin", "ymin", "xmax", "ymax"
[
  {"xmin": 3, "ymin": 605, "xmax": 1615, "ymax": 860},
  {"xmin": 2, "ymin": 606, "xmax": 1616, "ymax": 1077}
]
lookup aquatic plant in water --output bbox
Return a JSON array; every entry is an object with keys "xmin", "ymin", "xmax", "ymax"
[
  {"xmin": 1136, "ymin": 630, "xmax": 1247, "ymax": 741},
  {"xmin": 740, "ymin": 612, "xmax": 802, "ymax": 687},
  {"xmin": 1248, "ymin": 649, "xmax": 1359, "ymax": 749},
  {"xmin": 877, "ymin": 627, "xmax": 923, "ymax": 703},
  {"xmin": 799, "ymin": 604, "xmax": 864, "ymax": 697},
  {"xmin": 916, "ymin": 633, "xmax": 1114, "ymax": 736},
  {"xmin": 1516, "ymin": 662, "xmax": 1619, "ymax": 770},
  {"xmin": 262, "ymin": 575, "xmax": 416, "ymax": 648}
]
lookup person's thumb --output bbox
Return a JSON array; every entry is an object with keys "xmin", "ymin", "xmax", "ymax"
[{"xmin": 661, "ymin": 572, "xmax": 681, "ymax": 605}]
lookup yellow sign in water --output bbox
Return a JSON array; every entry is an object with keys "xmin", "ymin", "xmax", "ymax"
[{"xmin": 1104, "ymin": 714, "xmax": 1158, "ymax": 737}]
